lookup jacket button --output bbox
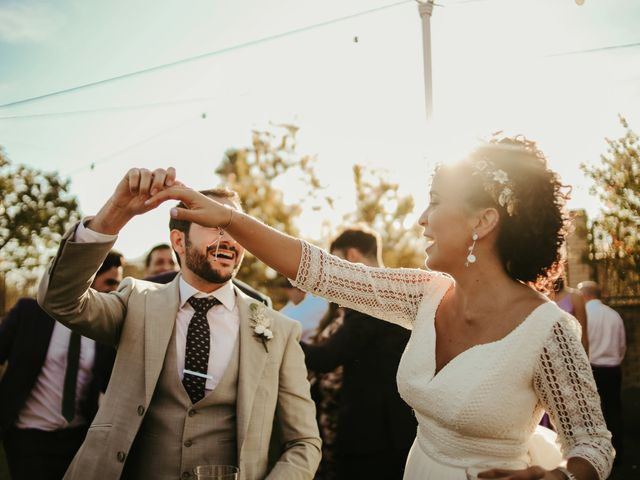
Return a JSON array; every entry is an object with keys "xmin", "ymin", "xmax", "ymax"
[
  {"xmin": 182, "ymin": 472, "xmax": 191, "ymax": 479},
  {"xmin": 188, "ymin": 409, "xmax": 196, "ymax": 417},
  {"xmin": 116, "ymin": 451, "xmax": 126, "ymax": 463},
  {"xmin": 137, "ymin": 405, "xmax": 145, "ymax": 416},
  {"xmin": 184, "ymin": 440, "xmax": 192, "ymax": 448}
]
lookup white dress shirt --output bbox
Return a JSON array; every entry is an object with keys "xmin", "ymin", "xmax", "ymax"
[
  {"xmin": 75, "ymin": 220, "xmax": 240, "ymax": 392},
  {"xmin": 586, "ymin": 299, "xmax": 626, "ymax": 367},
  {"xmin": 176, "ymin": 278, "xmax": 240, "ymax": 391},
  {"xmin": 15, "ymin": 321, "xmax": 96, "ymax": 431}
]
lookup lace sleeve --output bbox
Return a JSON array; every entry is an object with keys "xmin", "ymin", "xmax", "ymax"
[
  {"xmin": 292, "ymin": 240, "xmax": 446, "ymax": 329},
  {"xmin": 533, "ymin": 315, "xmax": 615, "ymax": 479}
]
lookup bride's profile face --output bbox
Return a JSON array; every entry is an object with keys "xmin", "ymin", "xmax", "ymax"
[{"xmin": 418, "ymin": 171, "xmax": 477, "ymax": 273}]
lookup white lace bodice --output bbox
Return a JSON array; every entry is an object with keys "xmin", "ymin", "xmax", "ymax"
[{"xmin": 292, "ymin": 241, "xmax": 614, "ymax": 479}]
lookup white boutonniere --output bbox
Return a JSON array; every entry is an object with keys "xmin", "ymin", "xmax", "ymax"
[{"xmin": 249, "ymin": 303, "xmax": 273, "ymax": 352}]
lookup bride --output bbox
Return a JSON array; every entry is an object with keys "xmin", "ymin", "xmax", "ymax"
[{"xmin": 147, "ymin": 136, "xmax": 614, "ymax": 479}]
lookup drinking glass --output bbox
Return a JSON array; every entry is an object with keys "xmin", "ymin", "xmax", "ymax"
[
  {"xmin": 193, "ymin": 465, "xmax": 239, "ymax": 480},
  {"xmin": 465, "ymin": 460, "xmax": 529, "ymax": 480}
]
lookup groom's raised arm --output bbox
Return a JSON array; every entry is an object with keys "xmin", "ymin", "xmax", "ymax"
[{"xmin": 38, "ymin": 167, "xmax": 177, "ymax": 346}]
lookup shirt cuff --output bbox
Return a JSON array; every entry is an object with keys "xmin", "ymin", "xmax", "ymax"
[{"xmin": 75, "ymin": 217, "xmax": 118, "ymax": 244}]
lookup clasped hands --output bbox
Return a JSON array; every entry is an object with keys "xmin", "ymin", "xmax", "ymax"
[{"xmin": 90, "ymin": 167, "xmax": 232, "ymax": 235}]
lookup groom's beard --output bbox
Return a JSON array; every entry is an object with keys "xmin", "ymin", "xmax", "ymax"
[{"xmin": 185, "ymin": 238, "xmax": 241, "ymax": 284}]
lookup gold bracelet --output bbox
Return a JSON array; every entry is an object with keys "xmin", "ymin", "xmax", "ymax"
[{"xmin": 219, "ymin": 207, "xmax": 234, "ymax": 230}]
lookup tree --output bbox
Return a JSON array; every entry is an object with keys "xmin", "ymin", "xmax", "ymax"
[
  {"xmin": 0, "ymin": 147, "xmax": 80, "ymax": 283},
  {"xmin": 582, "ymin": 116, "xmax": 640, "ymax": 295},
  {"xmin": 214, "ymin": 125, "xmax": 425, "ymax": 308},
  {"xmin": 344, "ymin": 164, "xmax": 425, "ymax": 269},
  {"xmin": 215, "ymin": 124, "xmax": 330, "ymax": 304}
]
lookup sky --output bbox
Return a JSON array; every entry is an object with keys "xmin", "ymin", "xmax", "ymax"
[{"xmin": 1, "ymin": 0, "xmax": 639, "ymax": 260}]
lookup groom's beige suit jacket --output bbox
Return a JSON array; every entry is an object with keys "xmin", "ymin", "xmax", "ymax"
[{"xmin": 37, "ymin": 224, "xmax": 321, "ymax": 480}]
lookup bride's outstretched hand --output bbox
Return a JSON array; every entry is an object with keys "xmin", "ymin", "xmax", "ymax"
[{"xmin": 145, "ymin": 185, "xmax": 233, "ymax": 228}]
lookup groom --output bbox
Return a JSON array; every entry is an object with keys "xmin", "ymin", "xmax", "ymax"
[{"xmin": 38, "ymin": 167, "xmax": 321, "ymax": 480}]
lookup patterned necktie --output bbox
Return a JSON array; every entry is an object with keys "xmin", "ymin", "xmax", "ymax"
[
  {"xmin": 183, "ymin": 296, "xmax": 220, "ymax": 404},
  {"xmin": 62, "ymin": 331, "xmax": 81, "ymax": 422}
]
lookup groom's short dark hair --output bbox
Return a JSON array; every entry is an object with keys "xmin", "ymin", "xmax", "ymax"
[{"xmin": 169, "ymin": 187, "xmax": 241, "ymax": 235}]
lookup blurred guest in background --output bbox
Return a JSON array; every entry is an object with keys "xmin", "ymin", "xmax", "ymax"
[
  {"xmin": 280, "ymin": 285, "xmax": 329, "ymax": 342},
  {"xmin": 144, "ymin": 243, "xmax": 178, "ymax": 277},
  {"xmin": 302, "ymin": 227, "xmax": 416, "ymax": 480},
  {"xmin": 552, "ymin": 277, "xmax": 589, "ymax": 354},
  {"xmin": 0, "ymin": 251, "xmax": 121, "ymax": 480},
  {"xmin": 579, "ymin": 280, "xmax": 626, "ymax": 463}
]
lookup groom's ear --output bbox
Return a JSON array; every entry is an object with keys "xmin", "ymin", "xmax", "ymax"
[{"xmin": 170, "ymin": 229, "xmax": 186, "ymax": 263}]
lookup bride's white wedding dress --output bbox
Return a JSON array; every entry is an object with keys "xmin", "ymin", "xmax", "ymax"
[{"xmin": 293, "ymin": 242, "xmax": 614, "ymax": 479}]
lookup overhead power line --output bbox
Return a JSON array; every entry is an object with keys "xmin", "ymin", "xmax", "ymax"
[
  {"xmin": 545, "ymin": 41, "xmax": 640, "ymax": 57},
  {"xmin": 3, "ymin": 38, "xmax": 635, "ymax": 120},
  {"xmin": 0, "ymin": 94, "xmax": 247, "ymax": 121},
  {"xmin": 0, "ymin": 0, "xmax": 413, "ymax": 110},
  {"xmin": 1, "ymin": 0, "xmax": 635, "ymax": 114},
  {"xmin": 441, "ymin": 0, "xmax": 494, "ymax": 4},
  {"xmin": 66, "ymin": 113, "xmax": 204, "ymax": 175}
]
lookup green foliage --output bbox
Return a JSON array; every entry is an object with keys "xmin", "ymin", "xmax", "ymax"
[
  {"xmin": 214, "ymin": 125, "xmax": 426, "ymax": 308},
  {"xmin": 582, "ymin": 116, "xmax": 640, "ymax": 295},
  {"xmin": 344, "ymin": 164, "xmax": 424, "ymax": 268},
  {"xmin": 0, "ymin": 147, "xmax": 80, "ymax": 275},
  {"xmin": 215, "ymin": 124, "xmax": 329, "ymax": 304}
]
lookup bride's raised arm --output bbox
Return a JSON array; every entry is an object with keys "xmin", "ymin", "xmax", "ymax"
[
  {"xmin": 291, "ymin": 240, "xmax": 448, "ymax": 329},
  {"xmin": 147, "ymin": 185, "xmax": 444, "ymax": 329}
]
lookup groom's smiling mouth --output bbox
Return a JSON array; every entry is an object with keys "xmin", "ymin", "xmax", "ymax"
[
  {"xmin": 213, "ymin": 250, "xmax": 234, "ymax": 261},
  {"xmin": 206, "ymin": 244, "xmax": 237, "ymax": 263}
]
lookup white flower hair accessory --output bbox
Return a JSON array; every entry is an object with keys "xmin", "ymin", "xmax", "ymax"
[
  {"xmin": 472, "ymin": 159, "xmax": 518, "ymax": 216},
  {"xmin": 249, "ymin": 303, "xmax": 273, "ymax": 352}
]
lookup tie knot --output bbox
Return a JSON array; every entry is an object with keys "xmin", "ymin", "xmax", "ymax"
[{"xmin": 188, "ymin": 296, "xmax": 221, "ymax": 314}]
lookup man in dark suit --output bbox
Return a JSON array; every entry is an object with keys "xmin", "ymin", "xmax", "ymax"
[
  {"xmin": 302, "ymin": 227, "xmax": 417, "ymax": 480},
  {"xmin": 0, "ymin": 251, "xmax": 121, "ymax": 480}
]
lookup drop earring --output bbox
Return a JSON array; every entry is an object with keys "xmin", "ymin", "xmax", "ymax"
[{"xmin": 465, "ymin": 232, "xmax": 478, "ymax": 267}]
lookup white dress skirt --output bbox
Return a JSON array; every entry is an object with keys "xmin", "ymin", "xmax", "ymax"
[{"xmin": 403, "ymin": 426, "xmax": 564, "ymax": 479}]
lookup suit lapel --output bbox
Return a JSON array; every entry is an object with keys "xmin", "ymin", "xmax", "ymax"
[
  {"xmin": 144, "ymin": 276, "xmax": 181, "ymax": 404},
  {"xmin": 236, "ymin": 289, "xmax": 269, "ymax": 456}
]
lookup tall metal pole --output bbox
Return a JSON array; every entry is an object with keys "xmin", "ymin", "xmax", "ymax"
[{"xmin": 417, "ymin": 0, "xmax": 434, "ymax": 120}]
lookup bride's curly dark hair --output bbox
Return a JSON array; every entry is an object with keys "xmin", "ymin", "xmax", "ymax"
[{"xmin": 460, "ymin": 135, "xmax": 571, "ymax": 293}]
